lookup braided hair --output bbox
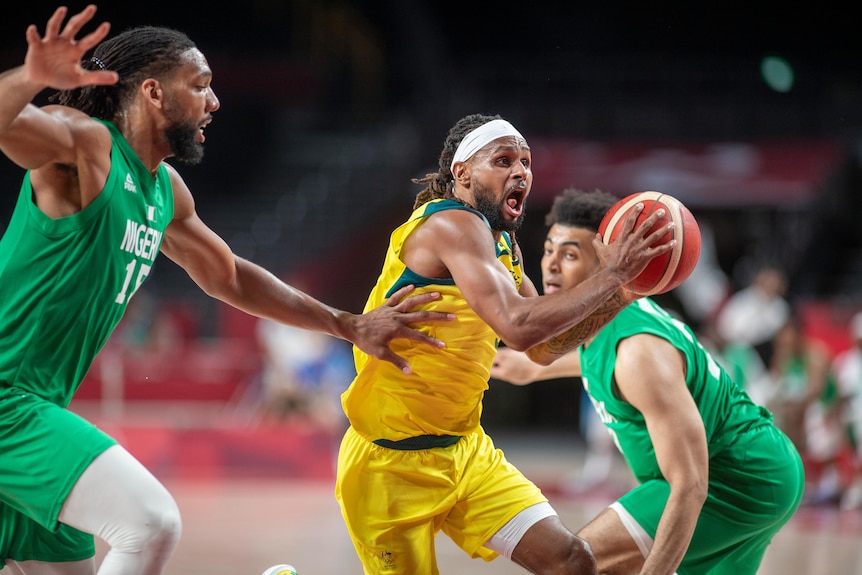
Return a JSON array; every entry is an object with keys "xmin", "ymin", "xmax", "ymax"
[
  {"xmin": 411, "ymin": 113, "xmax": 502, "ymax": 210},
  {"xmin": 51, "ymin": 26, "xmax": 197, "ymax": 122},
  {"xmin": 545, "ymin": 188, "xmax": 618, "ymax": 232}
]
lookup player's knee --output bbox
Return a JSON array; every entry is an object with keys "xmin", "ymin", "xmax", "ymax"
[
  {"xmin": 111, "ymin": 498, "xmax": 182, "ymax": 555},
  {"xmin": 141, "ymin": 500, "xmax": 182, "ymax": 554},
  {"xmin": 548, "ymin": 534, "xmax": 596, "ymax": 575},
  {"xmin": 565, "ymin": 535, "xmax": 597, "ymax": 574},
  {"xmin": 520, "ymin": 532, "xmax": 597, "ymax": 574},
  {"xmin": 509, "ymin": 513, "xmax": 597, "ymax": 574}
]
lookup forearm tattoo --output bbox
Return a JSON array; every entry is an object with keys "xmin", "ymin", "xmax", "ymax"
[{"xmin": 540, "ymin": 292, "xmax": 628, "ymax": 357}]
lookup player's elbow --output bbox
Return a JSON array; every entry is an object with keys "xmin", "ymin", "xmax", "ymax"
[
  {"xmin": 672, "ymin": 470, "xmax": 709, "ymax": 506},
  {"xmin": 524, "ymin": 346, "xmax": 556, "ymax": 366},
  {"xmin": 495, "ymin": 316, "xmax": 548, "ymax": 352},
  {"xmin": 690, "ymin": 476, "xmax": 709, "ymax": 503},
  {"xmin": 498, "ymin": 331, "xmax": 544, "ymax": 353},
  {"xmin": 189, "ymin": 264, "xmax": 238, "ymax": 303}
]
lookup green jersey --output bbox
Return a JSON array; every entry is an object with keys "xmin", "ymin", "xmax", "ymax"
[
  {"xmin": 0, "ymin": 120, "xmax": 173, "ymax": 406},
  {"xmin": 579, "ymin": 298, "xmax": 803, "ymax": 574},
  {"xmin": 579, "ymin": 297, "xmax": 771, "ymax": 482}
]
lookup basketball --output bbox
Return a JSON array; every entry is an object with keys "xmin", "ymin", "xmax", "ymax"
[
  {"xmin": 260, "ymin": 565, "xmax": 299, "ymax": 575},
  {"xmin": 598, "ymin": 191, "xmax": 701, "ymax": 296}
]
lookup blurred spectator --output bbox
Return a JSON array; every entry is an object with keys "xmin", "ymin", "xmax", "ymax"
[
  {"xmin": 673, "ymin": 221, "xmax": 731, "ymax": 330},
  {"xmin": 830, "ymin": 311, "xmax": 862, "ymax": 509},
  {"xmin": 714, "ymin": 265, "xmax": 791, "ymax": 365},
  {"xmin": 114, "ymin": 289, "xmax": 186, "ymax": 354},
  {"xmin": 699, "ymin": 319, "xmax": 770, "ymax": 406},
  {"xmin": 764, "ymin": 315, "xmax": 846, "ymax": 504},
  {"xmin": 561, "ymin": 389, "xmax": 629, "ymax": 495},
  {"xmin": 254, "ymin": 318, "xmax": 355, "ymax": 430},
  {"xmin": 765, "ymin": 315, "xmax": 834, "ymax": 449}
]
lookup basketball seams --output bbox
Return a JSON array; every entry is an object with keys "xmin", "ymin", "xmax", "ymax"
[
  {"xmin": 640, "ymin": 191, "xmax": 664, "ymax": 216},
  {"xmin": 599, "ymin": 190, "xmax": 700, "ymax": 297},
  {"xmin": 651, "ymin": 198, "xmax": 684, "ymax": 295},
  {"xmin": 638, "ymin": 192, "xmax": 669, "ymax": 294},
  {"xmin": 600, "ymin": 195, "xmax": 643, "ymax": 244}
]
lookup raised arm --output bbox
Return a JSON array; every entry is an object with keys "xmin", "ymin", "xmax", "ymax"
[
  {"xmin": 0, "ymin": 6, "xmax": 117, "ymax": 167},
  {"xmin": 0, "ymin": 5, "xmax": 121, "ymax": 218},
  {"xmin": 160, "ymin": 166, "xmax": 451, "ymax": 374}
]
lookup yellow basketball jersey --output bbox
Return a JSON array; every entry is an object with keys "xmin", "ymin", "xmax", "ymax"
[{"xmin": 342, "ymin": 198, "xmax": 523, "ymax": 441}]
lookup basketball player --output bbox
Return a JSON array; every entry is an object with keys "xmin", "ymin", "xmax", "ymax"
[
  {"xmin": 335, "ymin": 114, "xmax": 674, "ymax": 574},
  {"xmin": 491, "ymin": 189, "xmax": 805, "ymax": 575},
  {"xmin": 0, "ymin": 6, "xmax": 452, "ymax": 574}
]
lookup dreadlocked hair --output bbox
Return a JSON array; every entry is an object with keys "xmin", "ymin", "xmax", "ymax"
[
  {"xmin": 411, "ymin": 113, "xmax": 502, "ymax": 210},
  {"xmin": 51, "ymin": 26, "xmax": 197, "ymax": 122},
  {"xmin": 546, "ymin": 188, "xmax": 620, "ymax": 232}
]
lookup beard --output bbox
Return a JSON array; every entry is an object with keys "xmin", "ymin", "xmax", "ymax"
[
  {"xmin": 165, "ymin": 120, "xmax": 205, "ymax": 165},
  {"xmin": 472, "ymin": 182, "xmax": 526, "ymax": 233}
]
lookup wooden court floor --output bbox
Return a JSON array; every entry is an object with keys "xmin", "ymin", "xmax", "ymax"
[{"xmin": 93, "ymin": 435, "xmax": 862, "ymax": 575}]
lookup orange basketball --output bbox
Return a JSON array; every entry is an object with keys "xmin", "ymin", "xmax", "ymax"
[{"xmin": 598, "ymin": 191, "xmax": 702, "ymax": 296}]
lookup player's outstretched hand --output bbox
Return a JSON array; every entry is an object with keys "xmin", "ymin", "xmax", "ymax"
[
  {"xmin": 490, "ymin": 347, "xmax": 543, "ymax": 386},
  {"xmin": 593, "ymin": 203, "xmax": 675, "ymax": 285},
  {"xmin": 350, "ymin": 285, "xmax": 453, "ymax": 374},
  {"xmin": 24, "ymin": 5, "xmax": 118, "ymax": 90}
]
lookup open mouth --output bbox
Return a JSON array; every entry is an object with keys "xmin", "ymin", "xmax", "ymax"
[
  {"xmin": 505, "ymin": 188, "xmax": 525, "ymax": 217},
  {"xmin": 198, "ymin": 117, "xmax": 212, "ymax": 142},
  {"xmin": 544, "ymin": 281, "xmax": 561, "ymax": 294}
]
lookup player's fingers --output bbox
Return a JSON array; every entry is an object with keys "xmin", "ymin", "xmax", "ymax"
[
  {"xmin": 392, "ymin": 291, "xmax": 444, "ymax": 312},
  {"xmin": 398, "ymin": 310, "xmax": 454, "ymax": 326},
  {"xmin": 25, "ymin": 24, "xmax": 40, "ymax": 45},
  {"xmin": 590, "ymin": 234, "xmax": 613, "ymax": 268},
  {"xmin": 634, "ymin": 207, "xmax": 661, "ymax": 230},
  {"xmin": 643, "ymin": 222, "xmax": 675, "ymax": 251},
  {"xmin": 398, "ymin": 326, "xmax": 446, "ymax": 348},
  {"xmin": 43, "ymin": 6, "xmax": 68, "ymax": 39},
  {"xmin": 377, "ymin": 349, "xmax": 413, "ymax": 375},
  {"xmin": 60, "ymin": 4, "xmax": 97, "ymax": 40},
  {"xmin": 617, "ymin": 202, "xmax": 644, "ymax": 235},
  {"xmin": 629, "ymin": 208, "xmax": 666, "ymax": 240},
  {"xmin": 82, "ymin": 70, "xmax": 120, "ymax": 86},
  {"xmin": 78, "ymin": 22, "xmax": 112, "ymax": 53},
  {"xmin": 383, "ymin": 284, "xmax": 415, "ymax": 307}
]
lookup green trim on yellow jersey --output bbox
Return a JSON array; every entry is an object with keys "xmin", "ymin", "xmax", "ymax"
[{"xmin": 344, "ymin": 198, "xmax": 523, "ymax": 441}]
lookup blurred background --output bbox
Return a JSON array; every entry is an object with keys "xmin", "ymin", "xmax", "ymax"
[{"xmin": 3, "ymin": 0, "xmax": 862, "ymax": 528}]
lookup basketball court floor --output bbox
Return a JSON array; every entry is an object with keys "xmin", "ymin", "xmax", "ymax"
[{"xmin": 91, "ymin": 432, "xmax": 862, "ymax": 575}]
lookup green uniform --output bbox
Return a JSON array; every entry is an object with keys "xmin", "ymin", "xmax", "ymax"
[
  {"xmin": 0, "ymin": 120, "xmax": 173, "ymax": 563},
  {"xmin": 579, "ymin": 297, "xmax": 804, "ymax": 575}
]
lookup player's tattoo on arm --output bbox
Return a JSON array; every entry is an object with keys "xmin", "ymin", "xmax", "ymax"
[{"xmin": 526, "ymin": 292, "xmax": 628, "ymax": 362}]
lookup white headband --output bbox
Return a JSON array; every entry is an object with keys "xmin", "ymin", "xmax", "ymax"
[{"xmin": 450, "ymin": 119, "xmax": 525, "ymax": 172}]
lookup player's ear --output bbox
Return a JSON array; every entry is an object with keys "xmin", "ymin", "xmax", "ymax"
[
  {"xmin": 141, "ymin": 79, "xmax": 164, "ymax": 109},
  {"xmin": 452, "ymin": 161, "xmax": 470, "ymax": 187}
]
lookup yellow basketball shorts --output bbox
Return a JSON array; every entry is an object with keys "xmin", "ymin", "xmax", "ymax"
[{"xmin": 335, "ymin": 426, "xmax": 548, "ymax": 575}]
